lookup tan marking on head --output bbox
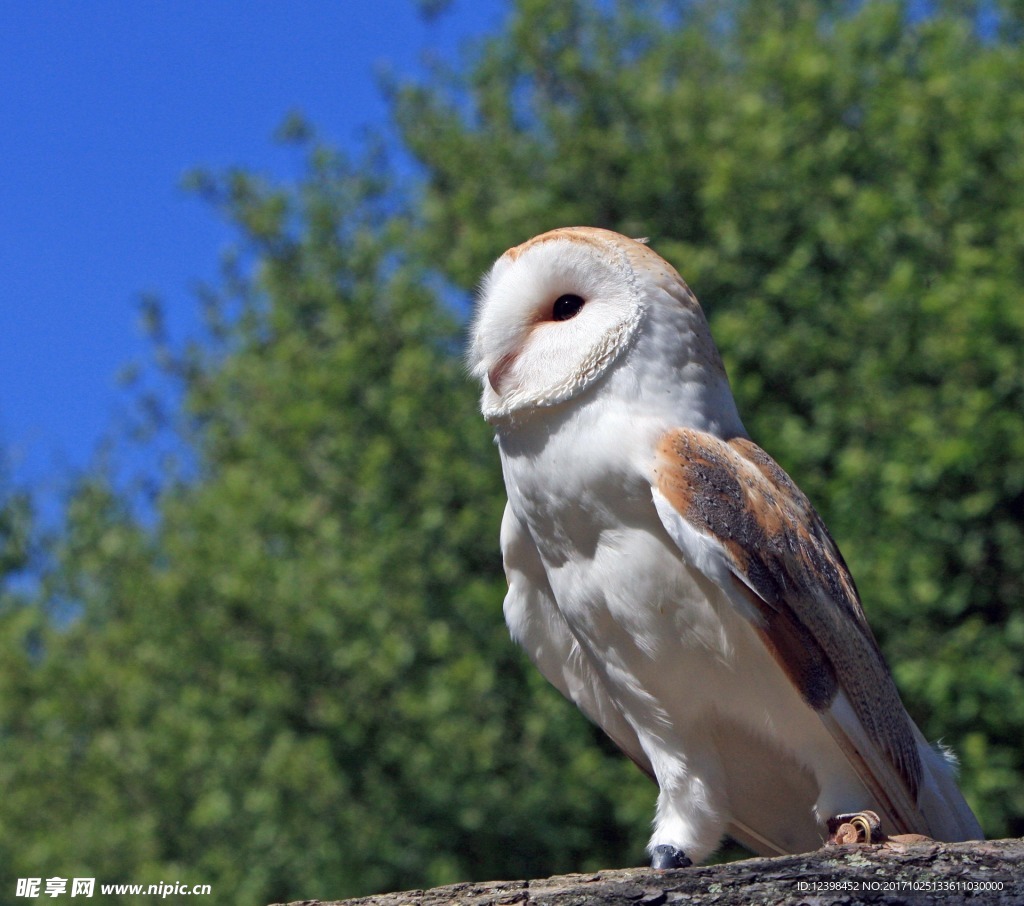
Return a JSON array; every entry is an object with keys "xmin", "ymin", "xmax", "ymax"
[
  {"xmin": 501, "ymin": 226, "xmax": 631, "ymax": 262},
  {"xmin": 500, "ymin": 227, "xmax": 702, "ymax": 315},
  {"xmin": 500, "ymin": 225, "xmax": 664, "ymax": 266}
]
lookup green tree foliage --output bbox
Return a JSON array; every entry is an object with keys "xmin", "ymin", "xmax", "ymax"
[
  {"xmin": 0, "ymin": 155, "xmax": 650, "ymax": 903},
  {"xmin": 1, "ymin": 1, "xmax": 1022, "ymax": 902}
]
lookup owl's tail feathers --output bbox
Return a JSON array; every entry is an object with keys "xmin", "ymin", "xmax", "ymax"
[
  {"xmin": 913, "ymin": 726, "xmax": 984, "ymax": 842},
  {"xmin": 719, "ymin": 719, "xmax": 982, "ymax": 858}
]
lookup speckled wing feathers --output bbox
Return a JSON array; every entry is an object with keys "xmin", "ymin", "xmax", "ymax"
[{"xmin": 653, "ymin": 428, "xmax": 923, "ymax": 805}]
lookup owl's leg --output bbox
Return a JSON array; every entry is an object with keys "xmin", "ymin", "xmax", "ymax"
[
  {"xmin": 814, "ymin": 760, "xmax": 885, "ymax": 845},
  {"xmin": 646, "ymin": 743, "xmax": 728, "ymax": 869}
]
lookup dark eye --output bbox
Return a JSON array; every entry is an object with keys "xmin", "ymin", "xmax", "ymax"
[{"xmin": 552, "ymin": 293, "xmax": 586, "ymax": 321}]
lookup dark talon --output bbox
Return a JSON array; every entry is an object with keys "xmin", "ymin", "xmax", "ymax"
[{"xmin": 650, "ymin": 844, "xmax": 692, "ymax": 869}]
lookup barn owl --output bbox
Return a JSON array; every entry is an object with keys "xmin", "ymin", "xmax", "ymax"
[{"xmin": 469, "ymin": 226, "xmax": 982, "ymax": 868}]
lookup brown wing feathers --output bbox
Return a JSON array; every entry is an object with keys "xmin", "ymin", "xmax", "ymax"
[{"xmin": 655, "ymin": 428, "xmax": 923, "ymax": 801}]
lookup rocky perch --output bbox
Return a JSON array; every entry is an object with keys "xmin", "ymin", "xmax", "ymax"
[{"xmin": 274, "ymin": 837, "xmax": 1023, "ymax": 906}]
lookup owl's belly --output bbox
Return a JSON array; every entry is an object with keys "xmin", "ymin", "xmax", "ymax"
[
  {"xmin": 503, "ymin": 438, "xmax": 850, "ymax": 802},
  {"xmin": 536, "ymin": 513, "xmax": 846, "ymax": 787},
  {"xmin": 538, "ymin": 517, "xmax": 735, "ymax": 711}
]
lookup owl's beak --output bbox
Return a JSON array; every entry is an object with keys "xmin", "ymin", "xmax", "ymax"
[{"xmin": 487, "ymin": 351, "xmax": 518, "ymax": 396}]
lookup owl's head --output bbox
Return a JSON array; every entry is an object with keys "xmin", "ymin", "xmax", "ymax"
[{"xmin": 469, "ymin": 227, "xmax": 729, "ymax": 426}]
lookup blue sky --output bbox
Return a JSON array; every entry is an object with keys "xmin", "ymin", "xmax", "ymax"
[{"xmin": 0, "ymin": 1, "xmax": 503, "ymax": 511}]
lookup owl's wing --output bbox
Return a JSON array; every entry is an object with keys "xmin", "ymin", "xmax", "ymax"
[
  {"xmin": 651, "ymin": 427, "xmax": 932, "ymax": 835},
  {"xmin": 500, "ymin": 502, "xmax": 654, "ymax": 779}
]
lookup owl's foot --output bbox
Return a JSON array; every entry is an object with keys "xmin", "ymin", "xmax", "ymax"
[
  {"xmin": 826, "ymin": 810, "xmax": 885, "ymax": 845},
  {"xmin": 650, "ymin": 844, "xmax": 692, "ymax": 869}
]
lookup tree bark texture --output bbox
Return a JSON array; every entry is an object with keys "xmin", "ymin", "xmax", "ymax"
[{"xmin": 273, "ymin": 837, "xmax": 1023, "ymax": 906}]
